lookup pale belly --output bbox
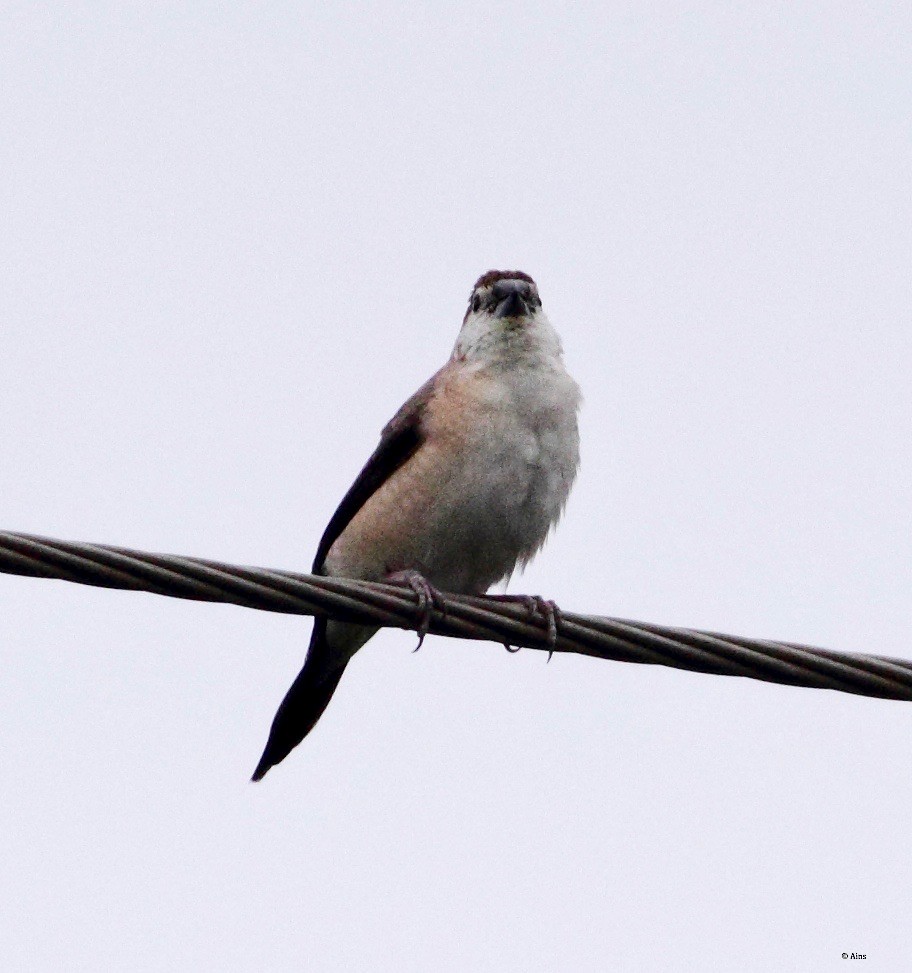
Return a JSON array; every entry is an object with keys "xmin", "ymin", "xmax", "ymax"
[{"xmin": 324, "ymin": 363, "xmax": 580, "ymax": 595}]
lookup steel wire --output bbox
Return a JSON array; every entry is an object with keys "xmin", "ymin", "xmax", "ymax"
[{"xmin": 1, "ymin": 530, "xmax": 910, "ymax": 702}]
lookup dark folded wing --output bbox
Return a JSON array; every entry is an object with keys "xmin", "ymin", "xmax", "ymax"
[{"xmin": 311, "ymin": 368, "xmax": 443, "ymax": 572}]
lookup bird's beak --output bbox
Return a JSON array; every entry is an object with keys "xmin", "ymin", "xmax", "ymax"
[{"xmin": 493, "ymin": 289, "xmax": 529, "ymax": 319}]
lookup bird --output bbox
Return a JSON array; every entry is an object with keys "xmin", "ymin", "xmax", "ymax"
[{"xmin": 251, "ymin": 270, "xmax": 581, "ymax": 780}]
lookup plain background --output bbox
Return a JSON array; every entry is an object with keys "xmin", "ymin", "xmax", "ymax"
[{"xmin": 2, "ymin": 4, "xmax": 910, "ymax": 970}]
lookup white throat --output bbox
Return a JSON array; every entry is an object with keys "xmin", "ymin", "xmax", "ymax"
[{"xmin": 452, "ymin": 309, "xmax": 564, "ymax": 368}]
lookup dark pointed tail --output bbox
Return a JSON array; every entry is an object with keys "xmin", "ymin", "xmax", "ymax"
[{"xmin": 251, "ymin": 618, "xmax": 348, "ymax": 781}]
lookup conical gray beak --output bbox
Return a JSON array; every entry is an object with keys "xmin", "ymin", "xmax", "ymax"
[{"xmin": 494, "ymin": 289, "xmax": 527, "ymax": 319}]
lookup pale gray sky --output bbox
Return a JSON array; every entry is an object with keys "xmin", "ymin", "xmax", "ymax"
[{"xmin": 2, "ymin": 3, "xmax": 911, "ymax": 970}]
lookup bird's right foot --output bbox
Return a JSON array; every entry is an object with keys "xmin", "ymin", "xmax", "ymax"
[{"xmin": 386, "ymin": 569, "xmax": 447, "ymax": 650}]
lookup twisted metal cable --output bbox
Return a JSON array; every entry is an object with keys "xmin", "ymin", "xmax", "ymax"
[{"xmin": 2, "ymin": 530, "xmax": 911, "ymax": 702}]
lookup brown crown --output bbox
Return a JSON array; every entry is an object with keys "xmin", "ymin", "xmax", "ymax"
[{"xmin": 471, "ymin": 269, "xmax": 536, "ymax": 292}]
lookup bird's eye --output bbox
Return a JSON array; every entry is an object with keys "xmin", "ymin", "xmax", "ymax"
[{"xmin": 471, "ymin": 294, "xmax": 481, "ymax": 312}]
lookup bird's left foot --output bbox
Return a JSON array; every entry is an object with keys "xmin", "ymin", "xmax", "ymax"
[
  {"xmin": 386, "ymin": 569, "xmax": 447, "ymax": 650},
  {"xmin": 490, "ymin": 594, "xmax": 562, "ymax": 661}
]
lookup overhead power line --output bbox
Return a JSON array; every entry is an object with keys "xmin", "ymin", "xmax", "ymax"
[{"xmin": 2, "ymin": 530, "xmax": 911, "ymax": 701}]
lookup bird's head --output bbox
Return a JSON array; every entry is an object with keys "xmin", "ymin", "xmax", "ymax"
[
  {"xmin": 464, "ymin": 270, "xmax": 541, "ymax": 323},
  {"xmin": 455, "ymin": 270, "xmax": 560, "ymax": 363}
]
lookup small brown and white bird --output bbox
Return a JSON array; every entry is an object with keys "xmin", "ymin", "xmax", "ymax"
[{"xmin": 252, "ymin": 270, "xmax": 581, "ymax": 780}]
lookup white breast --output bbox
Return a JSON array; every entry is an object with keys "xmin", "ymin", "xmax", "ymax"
[
  {"xmin": 326, "ymin": 316, "xmax": 581, "ymax": 595},
  {"xmin": 405, "ymin": 353, "xmax": 580, "ymax": 592}
]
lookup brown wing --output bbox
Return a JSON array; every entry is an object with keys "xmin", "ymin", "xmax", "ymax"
[
  {"xmin": 311, "ymin": 368, "xmax": 443, "ymax": 572},
  {"xmin": 253, "ymin": 367, "xmax": 445, "ymax": 780}
]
